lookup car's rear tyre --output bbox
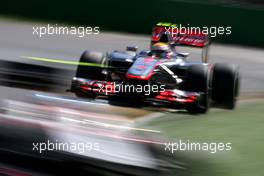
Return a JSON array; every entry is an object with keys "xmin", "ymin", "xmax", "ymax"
[
  {"xmin": 74, "ymin": 50, "xmax": 107, "ymax": 98},
  {"xmin": 212, "ymin": 63, "xmax": 239, "ymax": 109},
  {"xmin": 184, "ymin": 64, "xmax": 211, "ymax": 114}
]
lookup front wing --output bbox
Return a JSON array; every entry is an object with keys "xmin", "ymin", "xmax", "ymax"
[{"xmin": 70, "ymin": 77, "xmax": 201, "ymax": 106}]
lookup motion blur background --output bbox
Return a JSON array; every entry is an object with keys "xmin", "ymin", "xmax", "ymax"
[
  {"xmin": 1, "ymin": 0, "xmax": 264, "ymax": 46},
  {"xmin": 0, "ymin": 1, "xmax": 264, "ymax": 176}
]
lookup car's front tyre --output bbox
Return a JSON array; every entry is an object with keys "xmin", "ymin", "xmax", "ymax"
[
  {"xmin": 184, "ymin": 64, "xmax": 211, "ymax": 114},
  {"xmin": 74, "ymin": 50, "xmax": 107, "ymax": 99}
]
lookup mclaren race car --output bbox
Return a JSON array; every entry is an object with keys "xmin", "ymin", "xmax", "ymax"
[{"xmin": 69, "ymin": 23, "xmax": 240, "ymax": 113}]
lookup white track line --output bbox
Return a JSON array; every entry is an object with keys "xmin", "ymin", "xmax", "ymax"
[{"xmin": 35, "ymin": 93, "xmax": 108, "ymax": 106}]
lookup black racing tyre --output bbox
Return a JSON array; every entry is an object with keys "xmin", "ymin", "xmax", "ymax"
[
  {"xmin": 76, "ymin": 50, "xmax": 106, "ymax": 80},
  {"xmin": 212, "ymin": 63, "xmax": 239, "ymax": 109},
  {"xmin": 75, "ymin": 50, "xmax": 106, "ymax": 98},
  {"xmin": 184, "ymin": 64, "xmax": 211, "ymax": 114}
]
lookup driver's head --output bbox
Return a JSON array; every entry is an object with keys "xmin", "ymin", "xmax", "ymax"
[{"xmin": 151, "ymin": 42, "xmax": 173, "ymax": 59}]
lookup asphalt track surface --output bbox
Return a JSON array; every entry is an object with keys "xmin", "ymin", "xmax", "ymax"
[{"xmin": 0, "ymin": 17, "xmax": 264, "ymax": 115}]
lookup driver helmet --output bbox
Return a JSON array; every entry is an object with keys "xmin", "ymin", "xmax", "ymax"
[{"xmin": 151, "ymin": 42, "xmax": 174, "ymax": 59}]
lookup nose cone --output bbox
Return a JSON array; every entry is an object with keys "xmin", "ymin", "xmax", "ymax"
[{"xmin": 126, "ymin": 57, "xmax": 159, "ymax": 80}]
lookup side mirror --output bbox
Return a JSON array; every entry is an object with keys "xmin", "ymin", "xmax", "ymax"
[
  {"xmin": 138, "ymin": 50, "xmax": 152, "ymax": 57},
  {"xmin": 178, "ymin": 52, "xmax": 189, "ymax": 58},
  {"xmin": 126, "ymin": 46, "xmax": 138, "ymax": 52}
]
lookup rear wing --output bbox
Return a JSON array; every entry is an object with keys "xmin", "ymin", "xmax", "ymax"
[{"xmin": 151, "ymin": 22, "xmax": 210, "ymax": 62}]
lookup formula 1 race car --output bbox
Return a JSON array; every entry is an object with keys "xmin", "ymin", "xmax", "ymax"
[{"xmin": 69, "ymin": 23, "xmax": 240, "ymax": 113}]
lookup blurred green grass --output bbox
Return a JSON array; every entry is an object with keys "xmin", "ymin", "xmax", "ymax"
[{"xmin": 143, "ymin": 100, "xmax": 264, "ymax": 176}]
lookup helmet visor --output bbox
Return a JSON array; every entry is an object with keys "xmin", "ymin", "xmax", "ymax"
[{"xmin": 152, "ymin": 50, "xmax": 168, "ymax": 58}]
